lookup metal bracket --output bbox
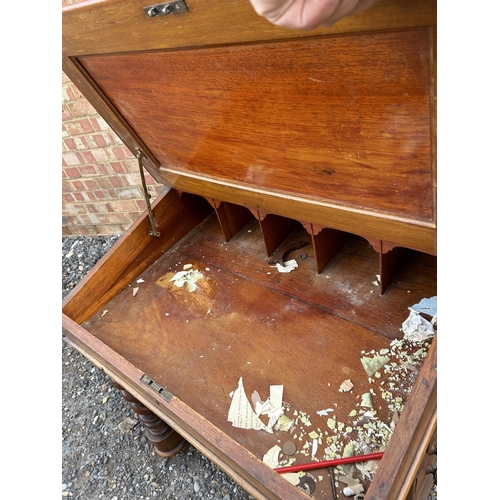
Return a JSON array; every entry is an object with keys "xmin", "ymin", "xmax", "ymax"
[
  {"xmin": 135, "ymin": 148, "xmax": 161, "ymax": 237},
  {"xmin": 141, "ymin": 374, "xmax": 173, "ymax": 403},
  {"xmin": 143, "ymin": 1, "xmax": 188, "ymax": 18}
]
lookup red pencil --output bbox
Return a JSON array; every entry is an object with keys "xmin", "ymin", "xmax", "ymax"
[{"xmin": 274, "ymin": 452, "xmax": 384, "ymax": 474}]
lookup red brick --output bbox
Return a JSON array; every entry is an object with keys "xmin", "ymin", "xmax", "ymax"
[
  {"xmin": 75, "ymin": 136, "xmax": 89, "ymax": 149},
  {"xmin": 64, "ymin": 203, "xmax": 88, "ymax": 215},
  {"xmin": 97, "ymin": 177, "xmax": 114, "ymax": 190},
  {"xmin": 106, "ymin": 213, "xmax": 130, "ymax": 224},
  {"xmin": 109, "ymin": 199, "xmax": 138, "ymax": 212},
  {"xmin": 65, "ymin": 121, "xmax": 84, "ymax": 136},
  {"xmin": 110, "ymin": 161, "xmax": 126, "ymax": 174},
  {"xmin": 68, "ymin": 100, "xmax": 97, "ymax": 117},
  {"xmin": 94, "ymin": 225, "xmax": 125, "ymax": 235},
  {"xmin": 64, "ymin": 138, "xmax": 77, "ymax": 150},
  {"xmin": 89, "ymin": 117, "xmax": 101, "ymax": 131},
  {"xmin": 62, "ymin": 226, "xmax": 73, "ymax": 236},
  {"xmin": 77, "ymin": 118, "xmax": 94, "ymax": 134},
  {"xmin": 82, "ymin": 191, "xmax": 97, "ymax": 202},
  {"xmin": 62, "ymin": 72, "xmax": 71, "ymax": 84},
  {"xmin": 81, "ymin": 151, "xmax": 96, "ymax": 164},
  {"xmin": 73, "ymin": 192, "xmax": 85, "ymax": 202},
  {"xmin": 63, "ymin": 193, "xmax": 75, "ymax": 203},
  {"xmin": 109, "ymin": 176, "xmax": 123, "ymax": 188},
  {"xmin": 111, "ymin": 146, "xmax": 129, "ymax": 160},
  {"xmin": 83, "ymin": 179, "xmax": 98, "ymax": 190},
  {"xmin": 79, "ymin": 165, "xmax": 98, "ymax": 176},
  {"xmin": 63, "ymin": 152, "xmax": 84, "ymax": 166},
  {"xmin": 62, "ymin": 215, "xmax": 78, "ymax": 226},
  {"xmin": 92, "ymin": 134, "xmax": 108, "ymax": 148},
  {"xmin": 62, "ymin": 105, "xmax": 72, "ymax": 121},
  {"xmin": 62, "ymin": 180, "xmax": 73, "ymax": 192},
  {"xmin": 70, "ymin": 180, "xmax": 85, "ymax": 191},
  {"xmin": 62, "ymin": 84, "xmax": 76, "ymax": 103},
  {"xmin": 64, "ymin": 167, "xmax": 81, "ymax": 179},
  {"xmin": 136, "ymin": 200, "xmax": 147, "ymax": 211}
]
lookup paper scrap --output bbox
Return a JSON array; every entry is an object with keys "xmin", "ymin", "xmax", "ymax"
[
  {"xmin": 227, "ymin": 378, "xmax": 269, "ymax": 432},
  {"xmin": 339, "ymin": 379, "xmax": 354, "ymax": 392},
  {"xmin": 402, "ymin": 309, "xmax": 435, "ymax": 341},
  {"xmin": 132, "ymin": 287, "xmax": 139, "ymax": 296},
  {"xmin": 360, "ymin": 392, "xmax": 374, "ymax": 408},
  {"xmin": 311, "ymin": 438, "xmax": 318, "ymax": 457},
  {"xmin": 410, "ymin": 296, "xmax": 437, "ymax": 317},
  {"xmin": 339, "ymin": 472, "xmax": 365, "ymax": 496},
  {"xmin": 136, "ymin": 278, "xmax": 145, "ymax": 283},
  {"xmin": 360, "ymin": 355, "xmax": 390, "ymax": 377},
  {"xmin": 170, "ymin": 269, "xmax": 203, "ymax": 292},
  {"xmin": 317, "ymin": 408, "xmax": 334, "ymax": 416},
  {"xmin": 274, "ymin": 414, "xmax": 294, "ymax": 432},
  {"xmin": 263, "ymin": 445, "xmax": 282, "ymax": 468},
  {"xmin": 281, "ymin": 472, "xmax": 301, "ymax": 486},
  {"xmin": 275, "ymin": 259, "xmax": 298, "ymax": 273}
]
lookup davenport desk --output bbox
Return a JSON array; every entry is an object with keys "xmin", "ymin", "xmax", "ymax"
[{"xmin": 62, "ymin": 1, "xmax": 437, "ymax": 498}]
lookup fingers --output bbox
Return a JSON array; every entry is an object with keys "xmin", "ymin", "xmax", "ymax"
[{"xmin": 248, "ymin": 0, "xmax": 379, "ymax": 30}]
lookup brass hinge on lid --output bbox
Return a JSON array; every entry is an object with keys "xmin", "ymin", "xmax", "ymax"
[
  {"xmin": 135, "ymin": 148, "xmax": 161, "ymax": 237},
  {"xmin": 143, "ymin": 1, "xmax": 188, "ymax": 18},
  {"xmin": 141, "ymin": 374, "xmax": 173, "ymax": 403}
]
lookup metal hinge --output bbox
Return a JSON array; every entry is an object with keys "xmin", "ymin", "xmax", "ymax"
[
  {"xmin": 141, "ymin": 374, "xmax": 173, "ymax": 403},
  {"xmin": 143, "ymin": 1, "xmax": 188, "ymax": 18},
  {"xmin": 135, "ymin": 148, "xmax": 161, "ymax": 237}
]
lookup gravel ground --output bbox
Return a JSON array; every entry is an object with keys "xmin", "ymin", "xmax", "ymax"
[{"xmin": 62, "ymin": 235, "xmax": 437, "ymax": 500}]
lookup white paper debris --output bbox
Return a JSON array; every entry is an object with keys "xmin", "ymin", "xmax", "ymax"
[
  {"xmin": 170, "ymin": 269, "xmax": 204, "ymax": 292},
  {"xmin": 281, "ymin": 472, "xmax": 301, "ymax": 486},
  {"xmin": 254, "ymin": 385, "xmax": 284, "ymax": 430},
  {"xmin": 183, "ymin": 263, "xmax": 193, "ymax": 270},
  {"xmin": 275, "ymin": 259, "xmax": 298, "ymax": 273},
  {"xmin": 263, "ymin": 445, "xmax": 281, "ymax": 468},
  {"xmin": 311, "ymin": 438, "xmax": 318, "ymax": 457},
  {"xmin": 227, "ymin": 378, "xmax": 269, "ymax": 432},
  {"xmin": 360, "ymin": 356, "xmax": 390, "ymax": 377},
  {"xmin": 132, "ymin": 287, "xmax": 139, "ymax": 296},
  {"xmin": 317, "ymin": 408, "xmax": 334, "ymax": 416},
  {"xmin": 339, "ymin": 473, "xmax": 365, "ymax": 496},
  {"xmin": 410, "ymin": 296, "xmax": 437, "ymax": 317},
  {"xmin": 101, "ymin": 309, "xmax": 108, "ymax": 317},
  {"xmin": 339, "ymin": 379, "xmax": 354, "ymax": 392},
  {"xmin": 402, "ymin": 309, "xmax": 435, "ymax": 341},
  {"xmin": 136, "ymin": 278, "xmax": 145, "ymax": 283}
]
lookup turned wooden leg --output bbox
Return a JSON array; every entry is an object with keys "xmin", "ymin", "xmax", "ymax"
[{"xmin": 110, "ymin": 379, "xmax": 186, "ymax": 457}]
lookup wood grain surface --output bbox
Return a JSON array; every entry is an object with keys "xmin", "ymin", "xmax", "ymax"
[{"xmin": 79, "ymin": 29, "xmax": 434, "ymax": 222}]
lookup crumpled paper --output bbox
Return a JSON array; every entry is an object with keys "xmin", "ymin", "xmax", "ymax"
[{"xmin": 402, "ymin": 309, "xmax": 435, "ymax": 341}]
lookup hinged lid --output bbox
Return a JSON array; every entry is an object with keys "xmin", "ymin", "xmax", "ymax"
[{"xmin": 63, "ymin": 0, "xmax": 437, "ymax": 254}]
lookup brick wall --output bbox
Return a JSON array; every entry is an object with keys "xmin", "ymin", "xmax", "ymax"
[
  {"xmin": 62, "ymin": 0, "xmax": 164, "ymax": 236},
  {"xmin": 62, "ymin": 71, "xmax": 163, "ymax": 236}
]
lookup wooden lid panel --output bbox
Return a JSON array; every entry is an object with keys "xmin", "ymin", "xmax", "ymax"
[{"xmin": 79, "ymin": 29, "xmax": 434, "ymax": 222}]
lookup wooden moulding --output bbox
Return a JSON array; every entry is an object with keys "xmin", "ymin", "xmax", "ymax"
[
  {"xmin": 366, "ymin": 337, "xmax": 437, "ymax": 500},
  {"xmin": 249, "ymin": 210, "xmax": 300, "ymax": 258},
  {"xmin": 205, "ymin": 198, "xmax": 253, "ymax": 243},
  {"xmin": 302, "ymin": 223, "xmax": 348, "ymax": 274},
  {"xmin": 159, "ymin": 174, "xmax": 437, "ymax": 256},
  {"xmin": 62, "ymin": 189, "xmax": 214, "ymax": 324},
  {"xmin": 62, "ymin": 0, "xmax": 437, "ymax": 57}
]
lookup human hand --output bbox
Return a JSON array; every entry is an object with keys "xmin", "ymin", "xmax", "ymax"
[{"xmin": 248, "ymin": 0, "xmax": 380, "ymax": 30}]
